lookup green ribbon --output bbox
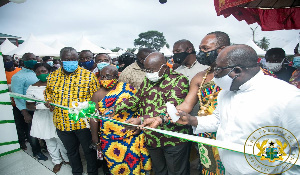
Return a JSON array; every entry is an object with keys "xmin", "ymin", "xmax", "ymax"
[
  {"xmin": 0, "ymin": 81, "xmax": 8, "ymax": 84},
  {"xmin": 0, "ymin": 89, "xmax": 9, "ymax": 94},
  {"xmin": 68, "ymin": 101, "xmax": 96, "ymax": 122},
  {"xmin": 0, "ymin": 102, "xmax": 11, "ymax": 105},
  {"xmin": 9, "ymin": 93, "xmax": 69, "ymax": 110},
  {"xmin": 0, "ymin": 141, "xmax": 19, "ymax": 146},
  {"xmin": 0, "ymin": 120, "xmax": 15, "ymax": 124},
  {"xmin": 0, "ymin": 148, "xmax": 21, "ymax": 157}
]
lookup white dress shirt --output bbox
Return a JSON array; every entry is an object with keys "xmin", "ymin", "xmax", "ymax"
[{"xmin": 193, "ymin": 70, "xmax": 300, "ymax": 174}]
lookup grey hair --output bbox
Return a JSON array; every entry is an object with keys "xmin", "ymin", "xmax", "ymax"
[{"xmin": 60, "ymin": 47, "xmax": 77, "ymax": 58}]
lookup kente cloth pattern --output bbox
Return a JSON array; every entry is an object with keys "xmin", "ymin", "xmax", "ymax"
[
  {"xmin": 261, "ymin": 68, "xmax": 277, "ymax": 78},
  {"xmin": 45, "ymin": 67, "xmax": 99, "ymax": 131},
  {"xmin": 290, "ymin": 70, "xmax": 300, "ymax": 89},
  {"xmin": 98, "ymin": 82, "xmax": 151, "ymax": 175},
  {"xmin": 115, "ymin": 68, "xmax": 190, "ymax": 147},
  {"xmin": 198, "ymin": 81, "xmax": 225, "ymax": 175}
]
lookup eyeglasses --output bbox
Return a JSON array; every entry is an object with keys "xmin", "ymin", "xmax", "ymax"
[
  {"xmin": 144, "ymin": 64, "xmax": 165, "ymax": 73},
  {"xmin": 214, "ymin": 64, "xmax": 257, "ymax": 74},
  {"xmin": 100, "ymin": 75, "xmax": 116, "ymax": 79},
  {"xmin": 213, "ymin": 66, "xmax": 236, "ymax": 74}
]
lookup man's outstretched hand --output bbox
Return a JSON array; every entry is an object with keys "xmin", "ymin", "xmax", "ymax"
[
  {"xmin": 140, "ymin": 117, "xmax": 162, "ymax": 129},
  {"xmin": 176, "ymin": 110, "xmax": 197, "ymax": 126}
]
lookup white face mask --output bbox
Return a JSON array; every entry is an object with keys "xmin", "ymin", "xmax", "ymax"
[
  {"xmin": 212, "ymin": 68, "xmax": 235, "ymax": 91},
  {"xmin": 146, "ymin": 64, "xmax": 165, "ymax": 82},
  {"xmin": 265, "ymin": 59, "xmax": 284, "ymax": 72},
  {"xmin": 46, "ymin": 61, "xmax": 53, "ymax": 67}
]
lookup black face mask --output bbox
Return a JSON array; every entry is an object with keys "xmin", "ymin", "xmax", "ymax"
[
  {"xmin": 196, "ymin": 49, "xmax": 218, "ymax": 66},
  {"xmin": 4, "ymin": 61, "xmax": 14, "ymax": 69},
  {"xmin": 173, "ymin": 51, "xmax": 196, "ymax": 65}
]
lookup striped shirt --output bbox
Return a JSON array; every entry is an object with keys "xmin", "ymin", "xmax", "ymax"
[{"xmin": 45, "ymin": 67, "xmax": 99, "ymax": 131}]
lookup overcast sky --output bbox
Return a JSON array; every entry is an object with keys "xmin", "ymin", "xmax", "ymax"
[{"xmin": 1, "ymin": 0, "xmax": 299, "ymax": 51}]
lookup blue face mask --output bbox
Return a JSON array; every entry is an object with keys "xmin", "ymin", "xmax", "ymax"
[
  {"xmin": 293, "ymin": 56, "xmax": 300, "ymax": 68},
  {"xmin": 79, "ymin": 60, "xmax": 94, "ymax": 70},
  {"xmin": 46, "ymin": 61, "xmax": 53, "ymax": 67},
  {"xmin": 97, "ymin": 62, "xmax": 110, "ymax": 71},
  {"xmin": 62, "ymin": 61, "xmax": 78, "ymax": 72}
]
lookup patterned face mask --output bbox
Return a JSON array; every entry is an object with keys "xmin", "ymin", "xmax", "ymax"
[{"xmin": 100, "ymin": 79, "xmax": 118, "ymax": 89}]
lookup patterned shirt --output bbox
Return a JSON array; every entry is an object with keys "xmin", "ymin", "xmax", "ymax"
[
  {"xmin": 45, "ymin": 67, "xmax": 99, "ymax": 131},
  {"xmin": 115, "ymin": 68, "xmax": 190, "ymax": 147},
  {"xmin": 118, "ymin": 62, "xmax": 146, "ymax": 90}
]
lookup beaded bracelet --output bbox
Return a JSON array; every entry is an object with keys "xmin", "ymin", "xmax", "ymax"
[
  {"xmin": 159, "ymin": 115, "xmax": 165, "ymax": 124},
  {"xmin": 159, "ymin": 113, "xmax": 170, "ymax": 125}
]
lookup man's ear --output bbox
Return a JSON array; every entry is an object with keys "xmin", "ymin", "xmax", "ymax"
[
  {"xmin": 233, "ymin": 67, "xmax": 242, "ymax": 74},
  {"xmin": 217, "ymin": 46, "xmax": 226, "ymax": 54}
]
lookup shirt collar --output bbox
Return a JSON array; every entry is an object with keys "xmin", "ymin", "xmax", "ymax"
[
  {"xmin": 238, "ymin": 70, "xmax": 264, "ymax": 91},
  {"xmin": 22, "ymin": 67, "xmax": 34, "ymax": 72}
]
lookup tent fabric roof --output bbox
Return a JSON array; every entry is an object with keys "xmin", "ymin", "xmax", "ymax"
[
  {"xmin": 159, "ymin": 45, "xmax": 173, "ymax": 57},
  {"xmin": 7, "ymin": 34, "xmax": 59, "ymax": 56},
  {"xmin": 245, "ymin": 39, "xmax": 266, "ymax": 56},
  {"xmin": 0, "ymin": 39, "xmax": 17, "ymax": 54},
  {"xmin": 283, "ymin": 39, "xmax": 299, "ymax": 55},
  {"xmin": 73, "ymin": 36, "xmax": 109, "ymax": 54},
  {"xmin": 50, "ymin": 39, "xmax": 65, "ymax": 53},
  {"xmin": 0, "ymin": 33, "xmax": 21, "ymax": 39}
]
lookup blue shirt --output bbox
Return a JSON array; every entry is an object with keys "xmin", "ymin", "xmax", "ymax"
[{"xmin": 11, "ymin": 68, "xmax": 38, "ymax": 110}]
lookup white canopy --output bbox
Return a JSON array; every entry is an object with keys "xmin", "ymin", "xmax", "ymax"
[
  {"xmin": 73, "ymin": 36, "xmax": 109, "ymax": 54},
  {"xmin": 108, "ymin": 52, "xmax": 120, "ymax": 59},
  {"xmin": 50, "ymin": 39, "xmax": 65, "ymax": 53},
  {"xmin": 103, "ymin": 48, "xmax": 112, "ymax": 54},
  {"xmin": 283, "ymin": 39, "xmax": 299, "ymax": 55},
  {"xmin": 0, "ymin": 39, "xmax": 17, "ymax": 55},
  {"xmin": 245, "ymin": 39, "xmax": 266, "ymax": 56},
  {"xmin": 159, "ymin": 45, "xmax": 173, "ymax": 57},
  {"xmin": 117, "ymin": 49, "xmax": 126, "ymax": 55},
  {"xmin": 7, "ymin": 34, "xmax": 59, "ymax": 56}
]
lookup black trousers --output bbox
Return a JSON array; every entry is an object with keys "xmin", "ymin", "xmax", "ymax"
[
  {"xmin": 12, "ymin": 106, "xmax": 28, "ymax": 144},
  {"xmin": 13, "ymin": 106, "xmax": 41, "ymax": 155},
  {"xmin": 147, "ymin": 142, "xmax": 191, "ymax": 175},
  {"xmin": 57, "ymin": 128, "xmax": 98, "ymax": 175}
]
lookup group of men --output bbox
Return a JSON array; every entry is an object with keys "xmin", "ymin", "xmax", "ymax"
[{"xmin": 3, "ymin": 30, "xmax": 300, "ymax": 175}]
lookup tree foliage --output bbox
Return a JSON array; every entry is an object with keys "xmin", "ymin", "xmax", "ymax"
[
  {"xmin": 126, "ymin": 48, "xmax": 137, "ymax": 53},
  {"xmin": 134, "ymin": 30, "xmax": 168, "ymax": 51},
  {"xmin": 257, "ymin": 37, "xmax": 270, "ymax": 51},
  {"xmin": 111, "ymin": 47, "xmax": 122, "ymax": 52}
]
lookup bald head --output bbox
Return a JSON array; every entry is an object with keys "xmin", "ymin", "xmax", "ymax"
[
  {"xmin": 215, "ymin": 45, "xmax": 260, "ymax": 91},
  {"xmin": 102, "ymin": 65, "xmax": 118, "ymax": 75},
  {"xmin": 144, "ymin": 52, "xmax": 166, "ymax": 67},
  {"xmin": 218, "ymin": 45, "xmax": 258, "ymax": 68},
  {"xmin": 100, "ymin": 65, "xmax": 119, "ymax": 80}
]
